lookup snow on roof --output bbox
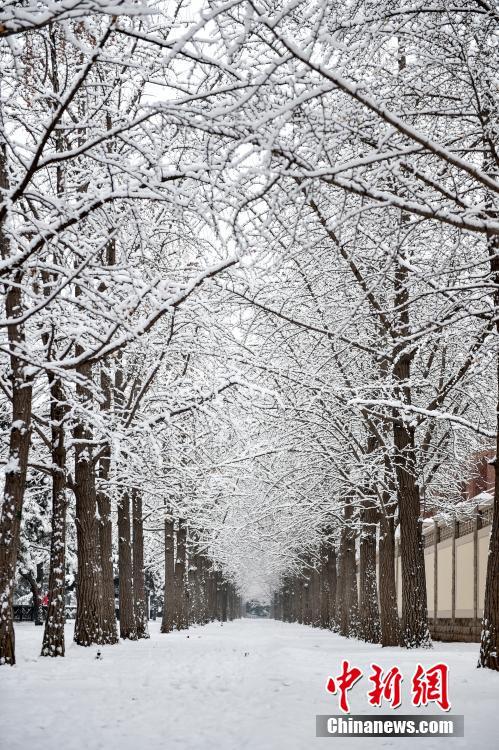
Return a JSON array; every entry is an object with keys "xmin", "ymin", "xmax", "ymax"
[
  {"xmin": 473, "ymin": 491, "xmax": 494, "ymax": 509},
  {"xmin": 420, "ymin": 492, "xmax": 494, "ymax": 534}
]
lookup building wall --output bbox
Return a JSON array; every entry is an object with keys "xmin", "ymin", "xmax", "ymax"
[
  {"xmin": 437, "ymin": 540, "xmax": 452, "ymax": 617},
  {"xmin": 455, "ymin": 532, "xmax": 474, "ymax": 617},
  {"xmin": 424, "ymin": 548, "xmax": 434, "ymax": 618},
  {"xmin": 392, "ymin": 505, "xmax": 493, "ymax": 642}
]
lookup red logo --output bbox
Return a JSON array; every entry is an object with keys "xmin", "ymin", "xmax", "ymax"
[
  {"xmin": 412, "ymin": 663, "xmax": 450, "ymax": 712},
  {"xmin": 326, "ymin": 662, "xmax": 451, "ymax": 713},
  {"xmin": 326, "ymin": 660, "xmax": 363, "ymax": 713},
  {"xmin": 368, "ymin": 664, "xmax": 403, "ymax": 709}
]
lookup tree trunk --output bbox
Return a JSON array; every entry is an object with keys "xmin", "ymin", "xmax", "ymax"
[
  {"xmin": 35, "ymin": 563, "xmax": 45, "ymax": 625},
  {"xmin": 117, "ymin": 491, "xmax": 137, "ymax": 639},
  {"xmin": 132, "ymin": 488, "xmax": 149, "ymax": 638},
  {"xmin": 392, "ymin": 245, "xmax": 431, "ymax": 649},
  {"xmin": 161, "ymin": 518, "xmax": 175, "ymax": 633},
  {"xmin": 393, "ymin": 409, "xmax": 431, "ymax": 648},
  {"xmin": 336, "ymin": 499, "xmax": 359, "ymax": 638},
  {"xmin": 41, "ymin": 376, "xmax": 68, "ymax": 656},
  {"xmin": 213, "ymin": 569, "xmax": 222, "ymax": 621},
  {"xmin": 358, "ymin": 504, "xmax": 381, "ymax": 643},
  {"xmin": 174, "ymin": 520, "xmax": 188, "ymax": 630},
  {"xmin": 479, "ymin": 426, "xmax": 499, "ymax": 670},
  {"xmin": 96, "ymin": 368, "xmax": 118, "ymax": 644},
  {"xmin": 378, "ymin": 509, "xmax": 401, "ymax": 647},
  {"xmin": 95, "ymin": 234, "xmax": 119, "ymax": 644},
  {"xmin": 0, "ymin": 137, "xmax": 33, "ymax": 666},
  {"xmin": 302, "ymin": 563, "xmax": 312, "ymax": 625},
  {"xmin": 319, "ymin": 540, "xmax": 331, "ymax": 629},
  {"xmin": 311, "ymin": 563, "xmax": 321, "ymax": 626},
  {"xmin": 220, "ymin": 580, "xmax": 228, "ymax": 623},
  {"xmin": 0, "ymin": 275, "xmax": 34, "ymax": 665},
  {"xmin": 188, "ymin": 556, "xmax": 199, "ymax": 624},
  {"xmin": 328, "ymin": 546, "xmax": 338, "ymax": 630},
  {"xmin": 96, "ymin": 463, "xmax": 118, "ymax": 643},
  {"xmin": 20, "ymin": 570, "xmax": 42, "ymax": 626},
  {"xmin": 73, "ymin": 360, "xmax": 105, "ymax": 647}
]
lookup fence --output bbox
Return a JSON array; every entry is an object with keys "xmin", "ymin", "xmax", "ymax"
[
  {"xmin": 13, "ymin": 604, "xmax": 77, "ymax": 622},
  {"xmin": 393, "ymin": 499, "xmax": 493, "ymax": 642}
]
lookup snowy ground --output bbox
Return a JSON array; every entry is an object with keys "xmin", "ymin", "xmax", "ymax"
[{"xmin": 1, "ymin": 619, "xmax": 498, "ymax": 750}]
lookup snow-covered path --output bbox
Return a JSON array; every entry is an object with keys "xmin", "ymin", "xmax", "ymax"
[{"xmin": 1, "ymin": 619, "xmax": 498, "ymax": 750}]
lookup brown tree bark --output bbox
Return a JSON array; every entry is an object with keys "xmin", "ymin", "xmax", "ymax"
[
  {"xmin": 479, "ymin": 435, "xmax": 499, "ymax": 670},
  {"xmin": 0, "ymin": 134, "xmax": 34, "ymax": 667},
  {"xmin": 205, "ymin": 566, "xmax": 215, "ymax": 621},
  {"xmin": 311, "ymin": 563, "xmax": 321, "ymax": 627},
  {"xmin": 0, "ymin": 272, "xmax": 34, "ymax": 665},
  {"xmin": 189, "ymin": 547, "xmax": 207, "ymax": 625},
  {"xmin": 302, "ymin": 560, "xmax": 312, "ymax": 625},
  {"xmin": 358, "ymin": 503, "xmax": 381, "ymax": 643},
  {"xmin": 132, "ymin": 488, "xmax": 149, "ymax": 639},
  {"xmin": 41, "ymin": 375, "xmax": 68, "ymax": 656},
  {"xmin": 213, "ymin": 569, "xmax": 223, "ymax": 621},
  {"xmin": 201, "ymin": 555, "xmax": 210, "ymax": 623},
  {"xmin": 188, "ymin": 555, "xmax": 199, "ymax": 624},
  {"xmin": 336, "ymin": 498, "xmax": 359, "ymax": 638},
  {"xmin": 93, "ymin": 233, "xmax": 119, "ymax": 643},
  {"xmin": 174, "ymin": 520, "xmax": 188, "ymax": 630},
  {"xmin": 392, "ymin": 249, "xmax": 431, "ymax": 649},
  {"xmin": 319, "ymin": 540, "xmax": 331, "ymax": 629},
  {"xmin": 96, "ymin": 368, "xmax": 118, "ymax": 644},
  {"xmin": 117, "ymin": 490, "xmax": 137, "ymax": 639},
  {"xmin": 161, "ymin": 518, "xmax": 175, "ymax": 633},
  {"xmin": 393, "ymin": 392, "xmax": 430, "ymax": 647},
  {"xmin": 328, "ymin": 546, "xmax": 338, "ymax": 630},
  {"xmin": 220, "ymin": 580, "xmax": 228, "ymax": 623},
  {"xmin": 73, "ymin": 359, "xmax": 105, "ymax": 647},
  {"xmin": 378, "ymin": 507, "xmax": 401, "ymax": 647}
]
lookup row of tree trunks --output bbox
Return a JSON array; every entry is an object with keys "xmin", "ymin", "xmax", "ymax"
[
  {"xmin": 275, "ymin": 512, "xmax": 400, "ymax": 649},
  {"xmin": 277, "ymin": 538, "xmax": 337, "ymax": 627},
  {"xmin": 160, "ymin": 519, "xmax": 240, "ymax": 630},
  {"xmin": 274, "ymin": 483, "xmax": 420, "ymax": 651},
  {"xmin": 2, "ymin": 338, "xmax": 145, "ymax": 659}
]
